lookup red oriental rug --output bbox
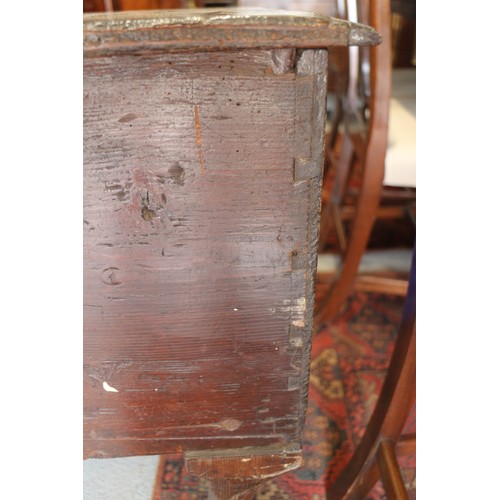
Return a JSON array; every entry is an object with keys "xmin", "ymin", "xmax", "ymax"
[{"xmin": 152, "ymin": 291, "xmax": 416, "ymax": 499}]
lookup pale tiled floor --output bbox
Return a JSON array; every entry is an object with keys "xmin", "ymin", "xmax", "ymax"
[{"xmin": 83, "ymin": 455, "xmax": 159, "ymax": 500}]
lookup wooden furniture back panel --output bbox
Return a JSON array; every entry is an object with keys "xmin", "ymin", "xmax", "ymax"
[{"xmin": 84, "ymin": 46, "xmax": 327, "ymax": 458}]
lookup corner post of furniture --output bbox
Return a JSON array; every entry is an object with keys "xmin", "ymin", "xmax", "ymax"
[{"xmin": 83, "ymin": 8, "xmax": 381, "ymax": 494}]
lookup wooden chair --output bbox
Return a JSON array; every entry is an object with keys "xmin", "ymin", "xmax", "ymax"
[
  {"xmin": 83, "ymin": 8, "xmax": 380, "ymax": 499},
  {"xmin": 391, "ymin": 0, "xmax": 415, "ymax": 68},
  {"xmin": 315, "ymin": 0, "xmax": 415, "ymax": 324},
  {"xmin": 327, "ymin": 247, "xmax": 416, "ymax": 499}
]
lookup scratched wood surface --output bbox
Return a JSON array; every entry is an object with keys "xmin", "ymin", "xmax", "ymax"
[
  {"xmin": 83, "ymin": 9, "xmax": 380, "ymax": 461},
  {"xmin": 83, "ymin": 7, "xmax": 381, "ymax": 55}
]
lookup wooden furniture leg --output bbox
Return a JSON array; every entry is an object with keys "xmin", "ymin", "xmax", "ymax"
[
  {"xmin": 186, "ymin": 447, "xmax": 302, "ymax": 499},
  {"xmin": 326, "ymin": 248, "xmax": 415, "ymax": 499},
  {"xmin": 377, "ymin": 439, "xmax": 409, "ymax": 499}
]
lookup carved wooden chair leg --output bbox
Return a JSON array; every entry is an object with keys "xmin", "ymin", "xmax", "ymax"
[{"xmin": 326, "ymin": 250, "xmax": 415, "ymax": 500}]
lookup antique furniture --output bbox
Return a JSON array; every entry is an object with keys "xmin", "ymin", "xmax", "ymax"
[
  {"xmin": 316, "ymin": 0, "xmax": 415, "ymax": 323},
  {"xmin": 238, "ymin": 0, "xmax": 350, "ymax": 156},
  {"xmin": 327, "ymin": 248, "xmax": 415, "ymax": 499},
  {"xmin": 83, "ymin": 8, "xmax": 379, "ymax": 498}
]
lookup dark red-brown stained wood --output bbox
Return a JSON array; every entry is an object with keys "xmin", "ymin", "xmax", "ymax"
[
  {"xmin": 84, "ymin": 44, "xmax": 325, "ymax": 459},
  {"xmin": 83, "ymin": 10, "xmax": 380, "ymax": 482}
]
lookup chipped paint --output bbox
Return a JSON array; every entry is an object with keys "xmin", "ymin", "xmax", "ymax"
[{"xmin": 103, "ymin": 381, "xmax": 119, "ymax": 393}]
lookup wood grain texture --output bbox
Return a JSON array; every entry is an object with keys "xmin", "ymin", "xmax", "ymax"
[
  {"xmin": 83, "ymin": 45, "xmax": 328, "ymax": 459},
  {"xmin": 185, "ymin": 446, "xmax": 302, "ymax": 498},
  {"xmin": 83, "ymin": 7, "xmax": 381, "ymax": 56},
  {"xmin": 376, "ymin": 439, "xmax": 409, "ymax": 500}
]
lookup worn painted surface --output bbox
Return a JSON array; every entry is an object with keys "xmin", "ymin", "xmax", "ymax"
[
  {"xmin": 83, "ymin": 7, "xmax": 381, "ymax": 55},
  {"xmin": 84, "ymin": 42, "xmax": 327, "ymax": 460},
  {"xmin": 83, "ymin": 14, "xmax": 380, "ymax": 489}
]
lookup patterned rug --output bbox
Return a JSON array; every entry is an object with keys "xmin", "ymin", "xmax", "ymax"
[{"xmin": 152, "ymin": 291, "xmax": 416, "ymax": 499}]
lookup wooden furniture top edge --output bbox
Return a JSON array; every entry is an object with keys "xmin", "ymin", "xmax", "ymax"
[{"xmin": 83, "ymin": 7, "xmax": 381, "ymax": 55}]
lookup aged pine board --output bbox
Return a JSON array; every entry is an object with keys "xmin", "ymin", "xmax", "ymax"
[
  {"xmin": 83, "ymin": 44, "xmax": 328, "ymax": 459},
  {"xmin": 83, "ymin": 7, "xmax": 381, "ymax": 55},
  {"xmin": 82, "ymin": 7, "xmax": 382, "ymax": 464}
]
